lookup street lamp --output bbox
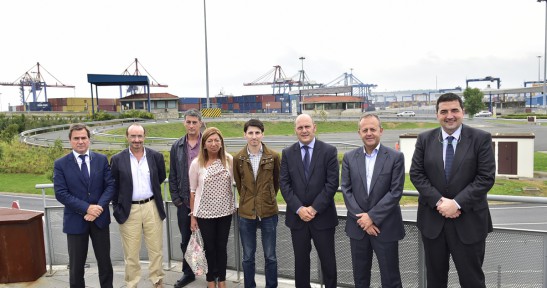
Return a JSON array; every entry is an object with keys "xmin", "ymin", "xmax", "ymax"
[
  {"xmin": 540, "ymin": 0, "xmax": 547, "ymax": 110},
  {"xmin": 538, "ymin": 56, "xmax": 542, "ymax": 82},
  {"xmin": 203, "ymin": 0, "xmax": 210, "ymax": 109},
  {"xmin": 299, "ymin": 56, "xmax": 305, "ymax": 113}
]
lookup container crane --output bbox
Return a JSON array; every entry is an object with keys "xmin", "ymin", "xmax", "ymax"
[
  {"xmin": 243, "ymin": 65, "xmax": 298, "ymax": 94},
  {"xmin": 122, "ymin": 58, "xmax": 168, "ymax": 95},
  {"xmin": 0, "ymin": 62, "xmax": 74, "ymax": 108}
]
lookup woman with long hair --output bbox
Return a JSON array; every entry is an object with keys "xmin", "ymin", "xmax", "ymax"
[{"xmin": 189, "ymin": 127, "xmax": 235, "ymax": 288}]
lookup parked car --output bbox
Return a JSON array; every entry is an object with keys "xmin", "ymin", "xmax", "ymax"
[
  {"xmin": 474, "ymin": 110, "xmax": 493, "ymax": 117},
  {"xmin": 396, "ymin": 111, "xmax": 416, "ymax": 117}
]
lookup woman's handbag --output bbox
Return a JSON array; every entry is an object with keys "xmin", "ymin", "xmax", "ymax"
[{"xmin": 185, "ymin": 229, "xmax": 208, "ymax": 276}]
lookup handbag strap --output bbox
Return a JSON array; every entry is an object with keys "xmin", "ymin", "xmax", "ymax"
[{"xmin": 195, "ymin": 229, "xmax": 205, "ymax": 247}]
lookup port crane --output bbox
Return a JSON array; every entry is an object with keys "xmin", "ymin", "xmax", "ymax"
[
  {"xmin": 0, "ymin": 62, "xmax": 75, "ymax": 107},
  {"xmin": 122, "ymin": 58, "xmax": 168, "ymax": 94}
]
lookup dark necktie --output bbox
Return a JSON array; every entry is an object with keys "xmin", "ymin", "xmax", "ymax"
[
  {"xmin": 302, "ymin": 145, "xmax": 310, "ymax": 179},
  {"xmin": 79, "ymin": 154, "xmax": 90, "ymax": 185},
  {"xmin": 445, "ymin": 136, "xmax": 455, "ymax": 182}
]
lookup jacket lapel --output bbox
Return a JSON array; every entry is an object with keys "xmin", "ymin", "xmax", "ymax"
[
  {"xmin": 433, "ymin": 128, "xmax": 444, "ymax": 176},
  {"xmin": 124, "ymin": 150, "xmax": 133, "ymax": 186},
  {"xmin": 146, "ymin": 150, "xmax": 156, "ymax": 185},
  {"xmin": 369, "ymin": 145, "xmax": 386, "ymax": 194},
  {"xmin": 354, "ymin": 148, "xmax": 369, "ymax": 197},
  {"xmin": 294, "ymin": 143, "xmax": 307, "ymax": 181},
  {"xmin": 449, "ymin": 125, "xmax": 471, "ymax": 180},
  {"xmin": 69, "ymin": 153, "xmax": 88, "ymax": 187}
]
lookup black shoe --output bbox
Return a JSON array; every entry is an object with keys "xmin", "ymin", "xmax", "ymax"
[{"xmin": 174, "ymin": 274, "xmax": 196, "ymax": 288}]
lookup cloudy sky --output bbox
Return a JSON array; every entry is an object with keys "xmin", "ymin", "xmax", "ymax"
[{"xmin": 0, "ymin": 0, "xmax": 545, "ymax": 110}]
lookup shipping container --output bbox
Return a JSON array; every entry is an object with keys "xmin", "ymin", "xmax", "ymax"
[
  {"xmin": 181, "ymin": 97, "xmax": 201, "ymax": 104},
  {"xmin": 28, "ymin": 102, "xmax": 51, "ymax": 111},
  {"xmin": 98, "ymin": 98, "xmax": 116, "ymax": 105},
  {"xmin": 262, "ymin": 95, "xmax": 276, "ymax": 102},
  {"xmin": 67, "ymin": 98, "xmax": 88, "ymax": 106}
]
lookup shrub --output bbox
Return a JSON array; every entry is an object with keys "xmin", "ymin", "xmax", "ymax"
[{"xmin": 120, "ymin": 110, "xmax": 155, "ymax": 119}]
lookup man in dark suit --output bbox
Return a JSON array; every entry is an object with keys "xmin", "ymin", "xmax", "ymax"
[
  {"xmin": 410, "ymin": 93, "xmax": 496, "ymax": 288},
  {"xmin": 110, "ymin": 124, "xmax": 167, "ymax": 288},
  {"xmin": 54, "ymin": 123, "xmax": 114, "ymax": 288},
  {"xmin": 341, "ymin": 114, "xmax": 405, "ymax": 288},
  {"xmin": 280, "ymin": 114, "xmax": 339, "ymax": 288}
]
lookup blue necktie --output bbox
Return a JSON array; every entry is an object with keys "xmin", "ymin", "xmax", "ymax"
[
  {"xmin": 79, "ymin": 155, "xmax": 90, "ymax": 185},
  {"xmin": 302, "ymin": 145, "xmax": 310, "ymax": 179},
  {"xmin": 445, "ymin": 136, "xmax": 455, "ymax": 182}
]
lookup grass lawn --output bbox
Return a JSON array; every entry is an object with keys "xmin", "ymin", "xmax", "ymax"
[
  {"xmin": 0, "ymin": 173, "xmax": 52, "ymax": 195},
  {"xmin": 98, "ymin": 120, "xmax": 440, "ymax": 140}
]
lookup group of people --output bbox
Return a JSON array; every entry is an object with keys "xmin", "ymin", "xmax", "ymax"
[{"xmin": 53, "ymin": 92, "xmax": 496, "ymax": 288}]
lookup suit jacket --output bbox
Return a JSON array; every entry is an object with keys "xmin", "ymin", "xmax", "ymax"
[
  {"xmin": 54, "ymin": 151, "xmax": 115, "ymax": 234},
  {"xmin": 280, "ymin": 139, "xmax": 339, "ymax": 230},
  {"xmin": 110, "ymin": 147, "xmax": 167, "ymax": 224},
  {"xmin": 410, "ymin": 124, "xmax": 495, "ymax": 244},
  {"xmin": 341, "ymin": 144, "xmax": 405, "ymax": 242}
]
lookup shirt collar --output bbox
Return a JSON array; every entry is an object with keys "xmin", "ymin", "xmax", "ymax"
[
  {"xmin": 129, "ymin": 147, "xmax": 147, "ymax": 158},
  {"xmin": 72, "ymin": 150, "xmax": 90, "ymax": 158},
  {"xmin": 441, "ymin": 125, "xmax": 462, "ymax": 142},
  {"xmin": 363, "ymin": 143, "xmax": 381, "ymax": 156},
  {"xmin": 247, "ymin": 144, "xmax": 263, "ymax": 156},
  {"xmin": 299, "ymin": 138, "xmax": 316, "ymax": 149}
]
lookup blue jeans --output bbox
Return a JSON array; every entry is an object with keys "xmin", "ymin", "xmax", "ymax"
[{"xmin": 239, "ymin": 215, "xmax": 278, "ymax": 288}]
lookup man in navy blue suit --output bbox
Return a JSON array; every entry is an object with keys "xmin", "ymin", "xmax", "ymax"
[
  {"xmin": 54, "ymin": 123, "xmax": 115, "ymax": 288},
  {"xmin": 341, "ymin": 114, "xmax": 405, "ymax": 288},
  {"xmin": 280, "ymin": 114, "xmax": 339, "ymax": 288}
]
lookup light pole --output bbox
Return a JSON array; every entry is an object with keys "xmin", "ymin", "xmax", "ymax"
[
  {"xmin": 538, "ymin": 56, "xmax": 542, "ymax": 82},
  {"xmin": 299, "ymin": 56, "xmax": 305, "ymax": 113},
  {"xmin": 540, "ymin": 0, "xmax": 547, "ymax": 111},
  {"xmin": 203, "ymin": 0, "xmax": 210, "ymax": 109}
]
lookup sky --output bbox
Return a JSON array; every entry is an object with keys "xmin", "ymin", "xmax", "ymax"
[{"xmin": 0, "ymin": 0, "xmax": 546, "ymax": 111}]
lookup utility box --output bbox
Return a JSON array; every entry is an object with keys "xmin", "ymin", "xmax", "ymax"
[{"xmin": 0, "ymin": 208, "xmax": 46, "ymax": 283}]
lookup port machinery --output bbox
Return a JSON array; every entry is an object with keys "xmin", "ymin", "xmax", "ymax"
[
  {"xmin": 122, "ymin": 58, "xmax": 168, "ymax": 95},
  {"xmin": 0, "ymin": 62, "xmax": 75, "ymax": 107},
  {"xmin": 245, "ymin": 65, "xmax": 377, "ymax": 111}
]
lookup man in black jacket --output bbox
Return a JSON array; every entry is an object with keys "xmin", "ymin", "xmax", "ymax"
[{"xmin": 169, "ymin": 109, "xmax": 203, "ymax": 287}]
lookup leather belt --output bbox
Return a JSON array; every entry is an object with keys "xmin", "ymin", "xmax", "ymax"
[{"xmin": 132, "ymin": 196, "xmax": 154, "ymax": 204}]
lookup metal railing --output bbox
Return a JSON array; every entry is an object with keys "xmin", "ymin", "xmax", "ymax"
[{"xmin": 35, "ymin": 183, "xmax": 547, "ymax": 287}]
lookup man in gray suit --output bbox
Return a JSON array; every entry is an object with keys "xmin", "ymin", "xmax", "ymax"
[{"xmin": 341, "ymin": 114, "xmax": 405, "ymax": 288}]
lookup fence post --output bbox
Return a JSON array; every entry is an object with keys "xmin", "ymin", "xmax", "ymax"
[{"xmin": 418, "ymin": 235, "xmax": 426, "ymax": 287}]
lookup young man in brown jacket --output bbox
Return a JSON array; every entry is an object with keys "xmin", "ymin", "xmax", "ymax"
[{"xmin": 233, "ymin": 119, "xmax": 281, "ymax": 288}]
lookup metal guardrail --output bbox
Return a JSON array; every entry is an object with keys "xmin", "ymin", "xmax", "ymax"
[{"xmin": 35, "ymin": 183, "xmax": 547, "ymax": 287}]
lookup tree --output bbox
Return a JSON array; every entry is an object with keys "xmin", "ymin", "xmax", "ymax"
[{"xmin": 463, "ymin": 87, "xmax": 485, "ymax": 119}]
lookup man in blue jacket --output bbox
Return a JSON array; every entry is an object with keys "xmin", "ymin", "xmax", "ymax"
[{"xmin": 54, "ymin": 123, "xmax": 115, "ymax": 288}]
